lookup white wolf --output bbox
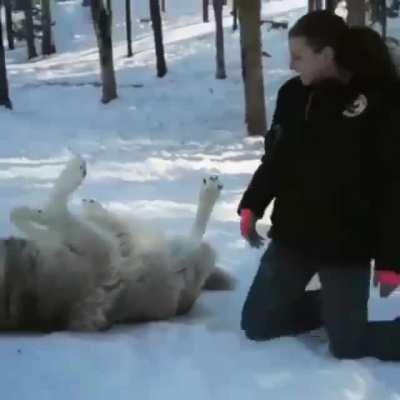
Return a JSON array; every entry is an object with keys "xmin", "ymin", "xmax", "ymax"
[{"xmin": 4, "ymin": 156, "xmax": 234, "ymax": 331}]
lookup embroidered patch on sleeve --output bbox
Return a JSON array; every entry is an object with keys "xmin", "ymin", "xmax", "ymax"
[{"xmin": 342, "ymin": 93, "xmax": 368, "ymax": 118}]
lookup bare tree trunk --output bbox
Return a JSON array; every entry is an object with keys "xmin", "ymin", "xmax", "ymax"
[
  {"xmin": 381, "ymin": 0, "xmax": 387, "ymax": 39},
  {"xmin": 325, "ymin": 0, "xmax": 337, "ymax": 12},
  {"xmin": 149, "ymin": 0, "xmax": 167, "ymax": 77},
  {"xmin": 90, "ymin": 0, "xmax": 118, "ymax": 103},
  {"xmin": 23, "ymin": 0, "xmax": 38, "ymax": 59},
  {"xmin": 308, "ymin": 0, "xmax": 323, "ymax": 11},
  {"xmin": 238, "ymin": 0, "xmax": 267, "ymax": 136},
  {"xmin": 41, "ymin": 0, "xmax": 56, "ymax": 55},
  {"xmin": 0, "ymin": 8, "xmax": 12, "ymax": 109},
  {"xmin": 203, "ymin": 0, "xmax": 209, "ymax": 22},
  {"xmin": 347, "ymin": 0, "xmax": 366, "ymax": 25},
  {"xmin": 212, "ymin": 0, "xmax": 226, "ymax": 79},
  {"xmin": 82, "ymin": 0, "xmax": 91, "ymax": 6},
  {"xmin": 125, "ymin": 0, "xmax": 133, "ymax": 57},
  {"xmin": 161, "ymin": 0, "xmax": 165, "ymax": 12},
  {"xmin": 232, "ymin": 0, "xmax": 238, "ymax": 31},
  {"xmin": 4, "ymin": 0, "xmax": 14, "ymax": 50}
]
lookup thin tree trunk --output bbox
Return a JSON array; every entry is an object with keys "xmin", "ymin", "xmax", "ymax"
[
  {"xmin": 149, "ymin": 0, "xmax": 167, "ymax": 77},
  {"xmin": 347, "ymin": 0, "xmax": 366, "ymax": 25},
  {"xmin": 23, "ymin": 0, "xmax": 38, "ymax": 59},
  {"xmin": 41, "ymin": 0, "xmax": 56, "ymax": 55},
  {"xmin": 308, "ymin": 0, "xmax": 323, "ymax": 11},
  {"xmin": 125, "ymin": 0, "xmax": 133, "ymax": 57},
  {"xmin": 203, "ymin": 0, "xmax": 209, "ymax": 22},
  {"xmin": 381, "ymin": 0, "xmax": 387, "ymax": 39},
  {"xmin": 238, "ymin": 0, "xmax": 267, "ymax": 136},
  {"xmin": 0, "ymin": 9, "xmax": 12, "ymax": 109},
  {"xmin": 325, "ymin": 0, "xmax": 336, "ymax": 12},
  {"xmin": 213, "ymin": 0, "xmax": 226, "ymax": 79},
  {"xmin": 90, "ymin": 0, "xmax": 118, "ymax": 103},
  {"xmin": 4, "ymin": 0, "xmax": 14, "ymax": 50},
  {"xmin": 232, "ymin": 0, "xmax": 238, "ymax": 31},
  {"xmin": 161, "ymin": 0, "xmax": 165, "ymax": 12}
]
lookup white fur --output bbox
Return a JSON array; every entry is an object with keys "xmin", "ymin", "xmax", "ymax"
[{"xmin": 7, "ymin": 156, "xmax": 234, "ymax": 331}]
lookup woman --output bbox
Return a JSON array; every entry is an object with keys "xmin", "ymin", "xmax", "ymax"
[{"xmin": 238, "ymin": 10, "xmax": 400, "ymax": 360}]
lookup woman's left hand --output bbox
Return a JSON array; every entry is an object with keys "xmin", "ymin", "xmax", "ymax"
[{"xmin": 373, "ymin": 270, "xmax": 400, "ymax": 297}]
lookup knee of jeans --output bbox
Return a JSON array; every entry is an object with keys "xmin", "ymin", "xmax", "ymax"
[
  {"xmin": 243, "ymin": 328, "xmax": 269, "ymax": 341},
  {"xmin": 329, "ymin": 338, "xmax": 362, "ymax": 359},
  {"xmin": 241, "ymin": 313, "xmax": 280, "ymax": 341}
]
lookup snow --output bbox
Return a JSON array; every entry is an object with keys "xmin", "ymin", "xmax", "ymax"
[{"xmin": 1, "ymin": 1, "xmax": 400, "ymax": 399}]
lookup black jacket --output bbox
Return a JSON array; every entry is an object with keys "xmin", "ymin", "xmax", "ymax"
[{"xmin": 239, "ymin": 76, "xmax": 400, "ymax": 271}]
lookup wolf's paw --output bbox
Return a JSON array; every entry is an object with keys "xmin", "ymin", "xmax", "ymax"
[
  {"xmin": 55, "ymin": 155, "xmax": 87, "ymax": 195},
  {"xmin": 82, "ymin": 198, "xmax": 105, "ymax": 217},
  {"xmin": 200, "ymin": 175, "xmax": 223, "ymax": 204},
  {"xmin": 68, "ymin": 272, "xmax": 124, "ymax": 332},
  {"xmin": 67, "ymin": 309, "xmax": 111, "ymax": 332}
]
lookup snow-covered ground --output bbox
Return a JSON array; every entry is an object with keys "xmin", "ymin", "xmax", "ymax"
[{"xmin": 1, "ymin": 1, "xmax": 400, "ymax": 399}]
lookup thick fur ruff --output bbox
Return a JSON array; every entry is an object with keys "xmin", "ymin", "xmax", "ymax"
[{"xmin": 3, "ymin": 157, "xmax": 235, "ymax": 331}]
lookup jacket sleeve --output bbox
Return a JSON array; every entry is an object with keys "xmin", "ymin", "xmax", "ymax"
[
  {"xmin": 374, "ymin": 103, "xmax": 400, "ymax": 272},
  {"xmin": 237, "ymin": 86, "xmax": 285, "ymax": 219}
]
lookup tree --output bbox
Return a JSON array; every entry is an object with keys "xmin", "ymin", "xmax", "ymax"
[
  {"xmin": 149, "ymin": 0, "xmax": 167, "ymax": 77},
  {"xmin": 0, "ymin": 4, "xmax": 12, "ymax": 109},
  {"xmin": 125, "ymin": 0, "xmax": 133, "ymax": 57},
  {"xmin": 161, "ymin": 0, "xmax": 165, "ymax": 12},
  {"xmin": 325, "ymin": 0, "xmax": 337, "ymax": 12},
  {"xmin": 90, "ymin": 0, "xmax": 118, "ymax": 103},
  {"xmin": 232, "ymin": 0, "xmax": 238, "ymax": 31},
  {"xmin": 41, "ymin": 0, "xmax": 56, "ymax": 55},
  {"xmin": 23, "ymin": 0, "xmax": 38, "ymax": 59},
  {"xmin": 4, "ymin": 0, "xmax": 14, "ymax": 50},
  {"xmin": 203, "ymin": 0, "xmax": 209, "ymax": 22},
  {"xmin": 308, "ymin": 0, "xmax": 322, "ymax": 12},
  {"xmin": 238, "ymin": 0, "xmax": 267, "ymax": 136},
  {"xmin": 347, "ymin": 0, "xmax": 366, "ymax": 25},
  {"xmin": 212, "ymin": 0, "xmax": 226, "ymax": 79}
]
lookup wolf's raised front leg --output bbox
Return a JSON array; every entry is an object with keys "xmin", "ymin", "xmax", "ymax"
[
  {"xmin": 10, "ymin": 155, "xmax": 87, "ymax": 244},
  {"xmin": 190, "ymin": 175, "xmax": 223, "ymax": 243},
  {"xmin": 10, "ymin": 206, "xmax": 60, "ymax": 244},
  {"xmin": 82, "ymin": 198, "xmax": 131, "ymax": 258},
  {"xmin": 45, "ymin": 155, "xmax": 87, "ymax": 217}
]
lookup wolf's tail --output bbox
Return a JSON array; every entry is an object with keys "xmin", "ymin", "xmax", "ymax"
[{"xmin": 202, "ymin": 266, "xmax": 236, "ymax": 291}]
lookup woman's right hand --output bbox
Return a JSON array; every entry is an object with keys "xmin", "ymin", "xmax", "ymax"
[{"xmin": 240, "ymin": 209, "xmax": 264, "ymax": 248}]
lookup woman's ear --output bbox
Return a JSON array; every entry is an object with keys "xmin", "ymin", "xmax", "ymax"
[{"xmin": 321, "ymin": 46, "xmax": 335, "ymax": 63}]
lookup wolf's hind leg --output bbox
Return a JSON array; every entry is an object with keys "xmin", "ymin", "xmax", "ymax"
[
  {"xmin": 46, "ymin": 155, "xmax": 87, "ymax": 215},
  {"xmin": 67, "ymin": 270, "xmax": 124, "ymax": 331},
  {"xmin": 82, "ymin": 198, "xmax": 131, "ymax": 258}
]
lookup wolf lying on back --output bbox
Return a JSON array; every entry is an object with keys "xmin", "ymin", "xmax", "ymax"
[{"xmin": 3, "ymin": 156, "xmax": 234, "ymax": 332}]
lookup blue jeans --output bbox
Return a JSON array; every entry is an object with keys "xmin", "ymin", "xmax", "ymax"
[{"xmin": 241, "ymin": 240, "xmax": 400, "ymax": 360}]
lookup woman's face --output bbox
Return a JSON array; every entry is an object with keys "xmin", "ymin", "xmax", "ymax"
[{"xmin": 289, "ymin": 36, "xmax": 336, "ymax": 85}]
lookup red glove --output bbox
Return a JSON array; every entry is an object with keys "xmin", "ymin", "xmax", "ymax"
[
  {"xmin": 377, "ymin": 271, "xmax": 400, "ymax": 285},
  {"xmin": 376, "ymin": 270, "xmax": 400, "ymax": 297},
  {"xmin": 240, "ymin": 209, "xmax": 254, "ymax": 238},
  {"xmin": 240, "ymin": 209, "xmax": 264, "ymax": 248}
]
